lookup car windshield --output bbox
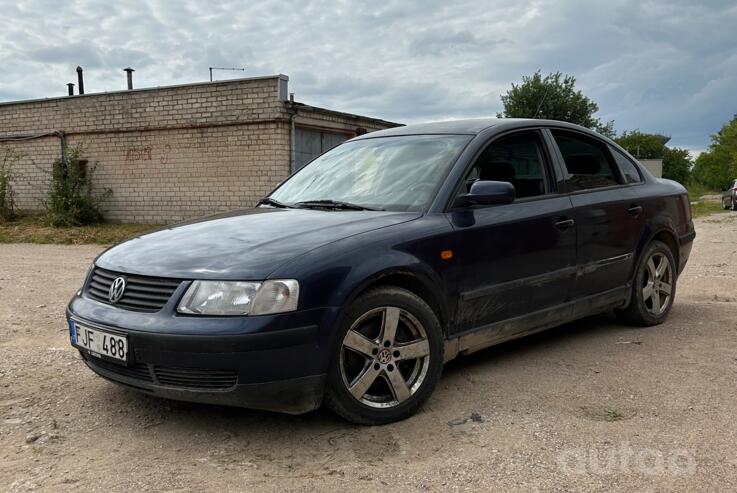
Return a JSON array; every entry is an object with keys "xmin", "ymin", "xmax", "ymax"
[{"xmin": 269, "ymin": 134, "xmax": 471, "ymax": 212}]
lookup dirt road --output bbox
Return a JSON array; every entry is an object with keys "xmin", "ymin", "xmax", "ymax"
[{"xmin": 1, "ymin": 213, "xmax": 736, "ymax": 492}]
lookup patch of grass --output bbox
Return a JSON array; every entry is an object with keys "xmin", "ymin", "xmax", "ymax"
[
  {"xmin": 686, "ymin": 182, "xmax": 718, "ymax": 200},
  {"xmin": 691, "ymin": 200, "xmax": 729, "ymax": 219},
  {"xmin": 0, "ymin": 215, "xmax": 159, "ymax": 245},
  {"xmin": 605, "ymin": 409, "xmax": 624, "ymax": 422}
]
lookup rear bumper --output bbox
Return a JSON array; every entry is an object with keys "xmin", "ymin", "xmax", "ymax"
[
  {"xmin": 67, "ymin": 294, "xmax": 342, "ymax": 414},
  {"xmin": 678, "ymin": 229, "xmax": 696, "ymax": 274}
]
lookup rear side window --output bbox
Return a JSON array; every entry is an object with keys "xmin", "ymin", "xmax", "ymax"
[
  {"xmin": 552, "ymin": 131, "xmax": 618, "ymax": 191},
  {"xmin": 611, "ymin": 147, "xmax": 643, "ymax": 184}
]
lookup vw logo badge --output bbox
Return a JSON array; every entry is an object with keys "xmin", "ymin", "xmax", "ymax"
[{"xmin": 108, "ymin": 277, "xmax": 126, "ymax": 303}]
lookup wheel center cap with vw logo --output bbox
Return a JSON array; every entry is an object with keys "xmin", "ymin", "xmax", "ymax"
[
  {"xmin": 377, "ymin": 348, "xmax": 392, "ymax": 365},
  {"xmin": 108, "ymin": 277, "xmax": 127, "ymax": 303}
]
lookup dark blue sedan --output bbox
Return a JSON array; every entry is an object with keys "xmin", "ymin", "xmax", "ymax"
[{"xmin": 67, "ymin": 118, "xmax": 695, "ymax": 424}]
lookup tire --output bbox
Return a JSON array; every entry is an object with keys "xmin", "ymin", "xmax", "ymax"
[
  {"xmin": 324, "ymin": 286, "xmax": 444, "ymax": 425},
  {"xmin": 724, "ymin": 198, "xmax": 730, "ymax": 210},
  {"xmin": 732, "ymin": 198, "xmax": 737, "ymax": 211},
  {"xmin": 616, "ymin": 240, "xmax": 677, "ymax": 327}
]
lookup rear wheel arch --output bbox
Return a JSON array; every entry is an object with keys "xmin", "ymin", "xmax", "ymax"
[
  {"xmin": 618, "ymin": 239, "xmax": 677, "ymax": 326},
  {"xmin": 650, "ymin": 229, "xmax": 679, "ymax": 274},
  {"xmin": 633, "ymin": 227, "xmax": 679, "ymax": 280}
]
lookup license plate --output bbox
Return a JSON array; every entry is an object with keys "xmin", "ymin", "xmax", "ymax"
[{"xmin": 70, "ymin": 320, "xmax": 128, "ymax": 363}]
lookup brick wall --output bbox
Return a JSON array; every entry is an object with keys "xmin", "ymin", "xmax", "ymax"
[{"xmin": 0, "ymin": 75, "xmax": 397, "ymax": 223}]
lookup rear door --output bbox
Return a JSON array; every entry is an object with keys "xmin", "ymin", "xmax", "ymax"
[
  {"xmin": 446, "ymin": 130, "xmax": 577, "ymax": 334},
  {"xmin": 547, "ymin": 129, "xmax": 646, "ymax": 299}
]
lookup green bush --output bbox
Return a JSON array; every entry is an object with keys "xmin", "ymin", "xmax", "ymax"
[
  {"xmin": 44, "ymin": 145, "xmax": 110, "ymax": 227},
  {"xmin": 0, "ymin": 147, "xmax": 20, "ymax": 222}
]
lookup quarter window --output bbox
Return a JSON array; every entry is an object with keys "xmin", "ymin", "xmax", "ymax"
[
  {"xmin": 461, "ymin": 132, "xmax": 548, "ymax": 200},
  {"xmin": 552, "ymin": 131, "xmax": 618, "ymax": 191},
  {"xmin": 611, "ymin": 147, "xmax": 643, "ymax": 184}
]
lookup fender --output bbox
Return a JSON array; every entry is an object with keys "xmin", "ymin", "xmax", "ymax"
[
  {"xmin": 281, "ymin": 241, "xmax": 454, "ymax": 357},
  {"xmin": 336, "ymin": 255, "xmax": 451, "ymax": 330},
  {"xmin": 268, "ymin": 214, "xmax": 456, "ymax": 323}
]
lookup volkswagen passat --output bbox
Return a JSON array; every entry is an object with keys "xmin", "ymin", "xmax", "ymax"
[{"xmin": 67, "ymin": 119, "xmax": 695, "ymax": 425}]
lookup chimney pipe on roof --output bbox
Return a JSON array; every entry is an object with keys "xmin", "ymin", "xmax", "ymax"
[
  {"xmin": 124, "ymin": 67, "xmax": 134, "ymax": 90},
  {"xmin": 67, "ymin": 83, "xmax": 75, "ymax": 96},
  {"xmin": 76, "ymin": 66, "xmax": 84, "ymax": 95}
]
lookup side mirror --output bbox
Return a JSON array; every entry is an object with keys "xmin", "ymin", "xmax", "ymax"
[{"xmin": 460, "ymin": 180, "xmax": 515, "ymax": 206}]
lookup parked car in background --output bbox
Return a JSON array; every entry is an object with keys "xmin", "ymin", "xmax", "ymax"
[
  {"xmin": 67, "ymin": 118, "xmax": 695, "ymax": 425},
  {"xmin": 722, "ymin": 179, "xmax": 737, "ymax": 210}
]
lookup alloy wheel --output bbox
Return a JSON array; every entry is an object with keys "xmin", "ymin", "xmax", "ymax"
[
  {"xmin": 339, "ymin": 306, "xmax": 431, "ymax": 408},
  {"xmin": 642, "ymin": 252, "xmax": 673, "ymax": 316}
]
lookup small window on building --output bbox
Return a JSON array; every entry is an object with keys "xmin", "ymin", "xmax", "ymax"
[
  {"xmin": 552, "ymin": 131, "xmax": 618, "ymax": 191},
  {"xmin": 610, "ymin": 147, "xmax": 643, "ymax": 184}
]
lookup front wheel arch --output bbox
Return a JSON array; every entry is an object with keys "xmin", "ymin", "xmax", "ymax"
[
  {"xmin": 324, "ymin": 285, "xmax": 445, "ymax": 424},
  {"xmin": 340, "ymin": 267, "xmax": 450, "ymax": 337}
]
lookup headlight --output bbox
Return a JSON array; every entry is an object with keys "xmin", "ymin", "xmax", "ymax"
[{"xmin": 177, "ymin": 279, "xmax": 299, "ymax": 316}]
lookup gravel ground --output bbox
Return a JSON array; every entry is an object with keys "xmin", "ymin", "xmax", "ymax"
[{"xmin": 1, "ymin": 213, "xmax": 736, "ymax": 492}]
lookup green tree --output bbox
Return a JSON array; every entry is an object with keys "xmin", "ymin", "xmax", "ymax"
[
  {"xmin": 662, "ymin": 147, "xmax": 692, "ymax": 185},
  {"xmin": 691, "ymin": 115, "xmax": 737, "ymax": 190},
  {"xmin": 498, "ymin": 71, "xmax": 615, "ymax": 136},
  {"xmin": 615, "ymin": 130, "xmax": 692, "ymax": 185},
  {"xmin": 615, "ymin": 130, "xmax": 670, "ymax": 159}
]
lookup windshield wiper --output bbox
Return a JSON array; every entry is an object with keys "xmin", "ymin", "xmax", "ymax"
[
  {"xmin": 256, "ymin": 197, "xmax": 292, "ymax": 208},
  {"xmin": 294, "ymin": 200, "xmax": 383, "ymax": 211}
]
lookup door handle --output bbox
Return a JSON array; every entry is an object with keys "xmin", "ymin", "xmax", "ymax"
[
  {"xmin": 628, "ymin": 204, "xmax": 643, "ymax": 216},
  {"xmin": 554, "ymin": 218, "xmax": 575, "ymax": 230}
]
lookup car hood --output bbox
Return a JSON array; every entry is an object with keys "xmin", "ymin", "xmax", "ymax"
[{"xmin": 96, "ymin": 208, "xmax": 420, "ymax": 279}]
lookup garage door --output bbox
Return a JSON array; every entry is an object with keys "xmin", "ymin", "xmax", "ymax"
[{"xmin": 295, "ymin": 127, "xmax": 351, "ymax": 170}]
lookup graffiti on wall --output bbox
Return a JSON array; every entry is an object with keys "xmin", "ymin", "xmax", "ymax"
[
  {"xmin": 125, "ymin": 146, "xmax": 153, "ymax": 162},
  {"xmin": 124, "ymin": 144, "xmax": 174, "ymax": 164}
]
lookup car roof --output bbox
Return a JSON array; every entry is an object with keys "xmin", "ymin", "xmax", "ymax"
[{"xmin": 351, "ymin": 118, "xmax": 598, "ymax": 140}]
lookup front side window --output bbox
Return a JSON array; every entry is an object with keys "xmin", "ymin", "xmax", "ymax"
[
  {"xmin": 611, "ymin": 147, "xmax": 643, "ymax": 184},
  {"xmin": 552, "ymin": 131, "xmax": 619, "ymax": 191},
  {"xmin": 270, "ymin": 134, "xmax": 471, "ymax": 212},
  {"xmin": 460, "ymin": 131, "xmax": 548, "ymax": 200}
]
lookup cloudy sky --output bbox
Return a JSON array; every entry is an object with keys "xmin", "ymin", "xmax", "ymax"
[{"xmin": 1, "ymin": 0, "xmax": 735, "ymax": 153}]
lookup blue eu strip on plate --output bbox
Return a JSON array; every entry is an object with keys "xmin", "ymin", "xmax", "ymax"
[{"xmin": 69, "ymin": 320, "xmax": 77, "ymax": 344}]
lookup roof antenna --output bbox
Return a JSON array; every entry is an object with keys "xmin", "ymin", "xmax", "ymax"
[
  {"xmin": 533, "ymin": 83, "xmax": 552, "ymax": 119},
  {"xmin": 209, "ymin": 66, "xmax": 246, "ymax": 82}
]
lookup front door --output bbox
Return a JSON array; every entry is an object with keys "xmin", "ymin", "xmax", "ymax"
[{"xmin": 446, "ymin": 130, "xmax": 577, "ymax": 335}]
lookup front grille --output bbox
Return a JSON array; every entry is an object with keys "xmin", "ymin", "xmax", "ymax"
[
  {"xmin": 154, "ymin": 366, "xmax": 238, "ymax": 389},
  {"xmin": 83, "ymin": 355, "xmax": 238, "ymax": 390},
  {"xmin": 87, "ymin": 267, "xmax": 181, "ymax": 312}
]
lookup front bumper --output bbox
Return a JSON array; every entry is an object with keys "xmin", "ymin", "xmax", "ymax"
[
  {"xmin": 81, "ymin": 352, "xmax": 325, "ymax": 414},
  {"xmin": 67, "ymin": 294, "xmax": 341, "ymax": 414}
]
